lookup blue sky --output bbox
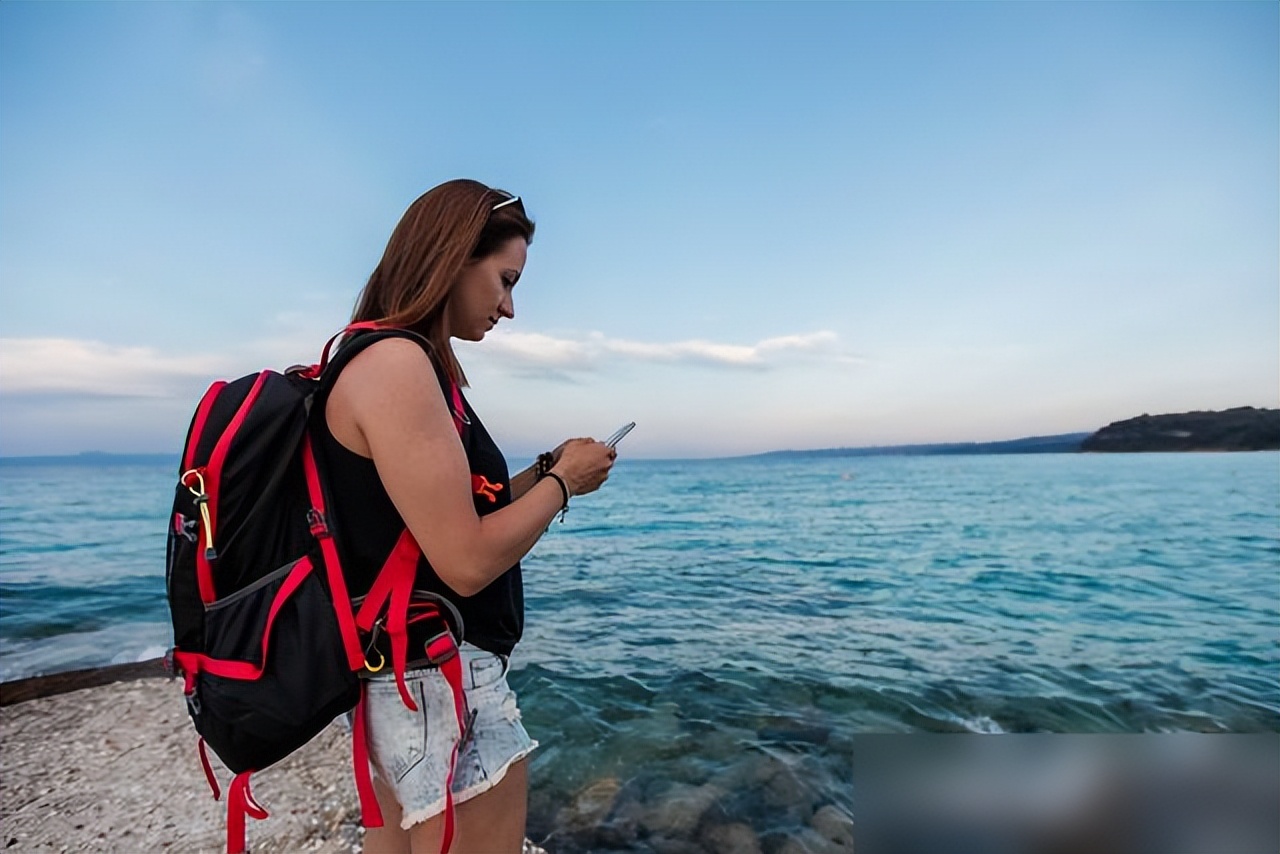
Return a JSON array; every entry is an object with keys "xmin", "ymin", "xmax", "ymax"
[{"xmin": 1, "ymin": 2, "xmax": 1275, "ymax": 458}]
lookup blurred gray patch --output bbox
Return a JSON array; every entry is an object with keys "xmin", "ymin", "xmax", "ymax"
[{"xmin": 854, "ymin": 734, "xmax": 1279, "ymax": 854}]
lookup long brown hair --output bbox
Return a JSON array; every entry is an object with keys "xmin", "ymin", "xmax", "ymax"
[{"xmin": 350, "ymin": 179, "xmax": 535, "ymax": 385}]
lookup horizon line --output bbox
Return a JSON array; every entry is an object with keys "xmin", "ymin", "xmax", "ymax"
[{"xmin": 0, "ymin": 429, "xmax": 1096, "ymax": 463}]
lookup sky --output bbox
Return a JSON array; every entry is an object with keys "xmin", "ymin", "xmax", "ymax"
[{"xmin": 1, "ymin": 2, "xmax": 1276, "ymax": 459}]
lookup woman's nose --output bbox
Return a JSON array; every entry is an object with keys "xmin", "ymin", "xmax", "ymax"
[{"xmin": 499, "ymin": 294, "xmax": 515, "ymax": 319}]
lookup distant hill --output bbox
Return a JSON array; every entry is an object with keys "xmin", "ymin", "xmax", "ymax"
[
  {"xmin": 749, "ymin": 432, "xmax": 1090, "ymax": 460},
  {"xmin": 1081, "ymin": 407, "xmax": 1280, "ymax": 452},
  {"xmin": 0, "ymin": 452, "xmax": 178, "ymax": 467}
]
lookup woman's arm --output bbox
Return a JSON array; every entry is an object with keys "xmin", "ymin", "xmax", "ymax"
[
  {"xmin": 508, "ymin": 463, "xmax": 540, "ymax": 501},
  {"xmin": 326, "ymin": 338, "xmax": 613, "ymax": 597},
  {"xmin": 509, "ymin": 441, "xmax": 578, "ymax": 499}
]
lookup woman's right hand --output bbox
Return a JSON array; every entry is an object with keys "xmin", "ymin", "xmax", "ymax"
[{"xmin": 551, "ymin": 438, "xmax": 616, "ymax": 496}]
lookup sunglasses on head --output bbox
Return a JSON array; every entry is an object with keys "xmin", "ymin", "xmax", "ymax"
[{"xmin": 491, "ymin": 191, "xmax": 521, "ymax": 212}]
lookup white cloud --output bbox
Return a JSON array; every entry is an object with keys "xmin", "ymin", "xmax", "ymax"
[
  {"xmin": 463, "ymin": 328, "xmax": 847, "ymax": 374},
  {"xmin": 0, "ymin": 338, "xmax": 228, "ymax": 398},
  {"xmin": 0, "ymin": 328, "xmax": 850, "ymax": 401}
]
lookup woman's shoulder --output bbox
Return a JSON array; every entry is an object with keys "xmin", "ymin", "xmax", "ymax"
[
  {"xmin": 341, "ymin": 334, "xmax": 440, "ymax": 381},
  {"xmin": 328, "ymin": 334, "xmax": 450, "ymax": 415}
]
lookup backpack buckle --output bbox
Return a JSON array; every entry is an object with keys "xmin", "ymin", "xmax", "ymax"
[
  {"xmin": 306, "ymin": 509, "xmax": 330, "ymax": 538},
  {"xmin": 362, "ymin": 619, "xmax": 387, "ymax": 673},
  {"xmin": 424, "ymin": 630, "xmax": 458, "ymax": 666}
]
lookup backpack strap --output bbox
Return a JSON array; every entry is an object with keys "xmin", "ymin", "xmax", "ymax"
[
  {"xmin": 301, "ymin": 323, "xmax": 442, "ymax": 669},
  {"xmin": 226, "ymin": 771, "xmax": 269, "ymax": 854},
  {"xmin": 315, "ymin": 324, "xmax": 437, "ymax": 391},
  {"xmin": 296, "ymin": 321, "xmax": 391, "ymax": 380},
  {"xmin": 354, "ymin": 530, "xmax": 423, "ymax": 707},
  {"xmin": 302, "ymin": 434, "xmax": 366, "ymax": 670},
  {"xmin": 308, "ymin": 323, "xmax": 471, "ymax": 854},
  {"xmin": 351, "ymin": 682, "xmax": 384, "ymax": 828},
  {"xmin": 324, "ymin": 327, "xmax": 469, "ymax": 854}
]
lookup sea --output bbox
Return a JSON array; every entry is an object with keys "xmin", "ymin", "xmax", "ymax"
[{"xmin": 2, "ymin": 451, "xmax": 1278, "ymax": 850}]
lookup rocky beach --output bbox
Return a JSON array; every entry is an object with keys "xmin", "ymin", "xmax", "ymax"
[
  {"xmin": 0, "ymin": 676, "xmax": 855, "ymax": 854},
  {"xmin": 0, "ymin": 677, "xmax": 363, "ymax": 853}
]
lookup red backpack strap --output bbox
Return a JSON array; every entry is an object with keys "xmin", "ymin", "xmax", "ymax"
[
  {"xmin": 302, "ymin": 434, "xmax": 366, "ymax": 669},
  {"xmin": 435, "ymin": 636, "xmax": 468, "ymax": 854},
  {"xmin": 172, "ymin": 555, "xmax": 316, "ymax": 686},
  {"xmin": 351, "ymin": 683, "xmax": 384, "ymax": 829},
  {"xmin": 450, "ymin": 381, "xmax": 468, "ymax": 436},
  {"xmin": 297, "ymin": 321, "xmax": 390, "ymax": 380},
  {"xmin": 354, "ymin": 530, "xmax": 421, "ymax": 709},
  {"xmin": 197, "ymin": 738, "xmax": 222, "ymax": 801},
  {"xmin": 349, "ymin": 630, "xmax": 467, "ymax": 854},
  {"xmin": 341, "ymin": 336, "xmax": 471, "ymax": 852},
  {"xmin": 225, "ymin": 771, "xmax": 269, "ymax": 854}
]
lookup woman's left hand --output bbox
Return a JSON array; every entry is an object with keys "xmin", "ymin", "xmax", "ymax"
[{"xmin": 551, "ymin": 438, "xmax": 594, "ymax": 465}]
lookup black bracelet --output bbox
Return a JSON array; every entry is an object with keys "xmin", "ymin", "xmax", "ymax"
[
  {"xmin": 544, "ymin": 472, "xmax": 570, "ymax": 523},
  {"xmin": 535, "ymin": 452, "xmax": 555, "ymax": 479}
]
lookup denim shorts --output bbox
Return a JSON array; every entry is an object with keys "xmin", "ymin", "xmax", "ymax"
[{"xmin": 362, "ymin": 643, "xmax": 538, "ymax": 829}]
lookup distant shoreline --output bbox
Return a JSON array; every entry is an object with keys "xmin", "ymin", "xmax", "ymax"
[
  {"xmin": 0, "ymin": 452, "xmax": 179, "ymax": 466},
  {"xmin": 742, "ymin": 432, "xmax": 1091, "ymax": 460},
  {"xmin": 2, "ymin": 407, "xmax": 1276, "ymax": 463}
]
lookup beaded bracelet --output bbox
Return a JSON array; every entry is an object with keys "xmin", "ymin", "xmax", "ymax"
[{"xmin": 535, "ymin": 452, "xmax": 555, "ymax": 479}]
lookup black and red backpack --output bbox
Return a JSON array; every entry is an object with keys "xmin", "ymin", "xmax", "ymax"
[{"xmin": 166, "ymin": 324, "xmax": 470, "ymax": 854}]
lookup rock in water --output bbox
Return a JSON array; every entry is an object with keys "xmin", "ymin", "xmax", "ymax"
[
  {"xmin": 700, "ymin": 821, "xmax": 763, "ymax": 854},
  {"xmin": 811, "ymin": 803, "xmax": 854, "ymax": 849},
  {"xmin": 640, "ymin": 781, "xmax": 725, "ymax": 836},
  {"xmin": 555, "ymin": 776, "xmax": 623, "ymax": 833},
  {"xmin": 780, "ymin": 826, "xmax": 850, "ymax": 854}
]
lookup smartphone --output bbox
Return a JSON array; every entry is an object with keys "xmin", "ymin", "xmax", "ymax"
[{"xmin": 605, "ymin": 422, "xmax": 636, "ymax": 448}]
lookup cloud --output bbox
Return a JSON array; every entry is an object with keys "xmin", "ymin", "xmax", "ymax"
[
  {"xmin": 0, "ymin": 328, "xmax": 850, "ymax": 400},
  {"xmin": 0, "ymin": 338, "xmax": 227, "ymax": 398},
  {"xmin": 464, "ymin": 329, "xmax": 846, "ymax": 374}
]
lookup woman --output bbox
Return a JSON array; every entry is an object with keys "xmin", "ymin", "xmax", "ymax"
[{"xmin": 317, "ymin": 180, "xmax": 616, "ymax": 854}]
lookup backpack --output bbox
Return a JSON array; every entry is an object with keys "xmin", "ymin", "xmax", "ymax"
[{"xmin": 166, "ymin": 324, "xmax": 471, "ymax": 854}]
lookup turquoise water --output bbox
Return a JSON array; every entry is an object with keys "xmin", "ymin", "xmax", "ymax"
[{"xmin": 2, "ymin": 452, "xmax": 1277, "ymax": 848}]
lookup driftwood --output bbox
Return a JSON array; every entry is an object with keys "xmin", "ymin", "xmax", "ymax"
[{"xmin": 0, "ymin": 656, "xmax": 169, "ymax": 707}]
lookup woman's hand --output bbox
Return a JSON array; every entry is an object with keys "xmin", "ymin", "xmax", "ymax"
[
  {"xmin": 551, "ymin": 438, "xmax": 616, "ymax": 496},
  {"xmin": 549, "ymin": 438, "xmax": 584, "ymax": 466}
]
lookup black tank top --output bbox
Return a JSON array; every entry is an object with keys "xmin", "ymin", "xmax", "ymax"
[{"xmin": 314, "ymin": 356, "xmax": 523, "ymax": 657}]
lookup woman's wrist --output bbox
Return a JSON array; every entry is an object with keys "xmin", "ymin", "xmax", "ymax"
[
  {"xmin": 543, "ymin": 470, "xmax": 571, "ymax": 523},
  {"xmin": 546, "ymin": 467, "xmax": 574, "ymax": 498}
]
